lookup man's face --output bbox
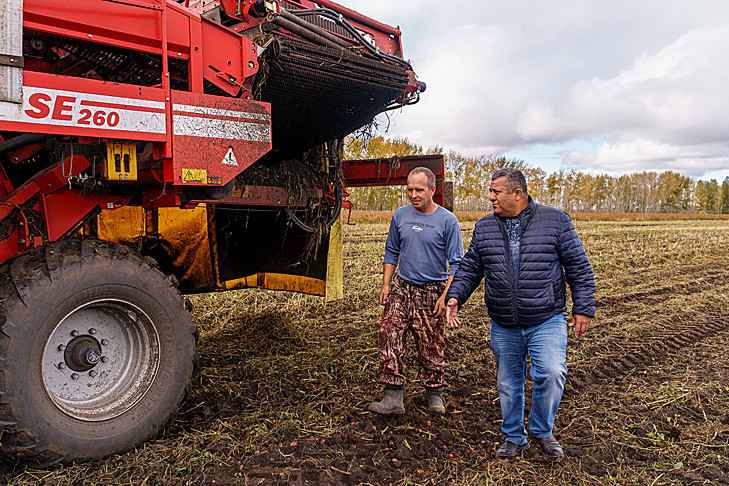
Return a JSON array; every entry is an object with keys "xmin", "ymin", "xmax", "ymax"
[
  {"xmin": 489, "ymin": 176, "xmax": 523, "ymax": 217},
  {"xmin": 407, "ymin": 172, "xmax": 435, "ymax": 212}
]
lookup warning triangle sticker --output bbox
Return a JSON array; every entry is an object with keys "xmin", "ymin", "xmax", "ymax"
[{"xmin": 222, "ymin": 148, "xmax": 238, "ymax": 166}]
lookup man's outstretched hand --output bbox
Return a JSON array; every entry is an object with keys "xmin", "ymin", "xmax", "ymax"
[
  {"xmin": 446, "ymin": 298, "xmax": 461, "ymax": 328},
  {"xmin": 569, "ymin": 314, "xmax": 592, "ymax": 337}
]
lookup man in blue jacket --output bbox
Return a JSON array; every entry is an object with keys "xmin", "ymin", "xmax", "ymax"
[{"xmin": 445, "ymin": 168, "xmax": 595, "ymax": 458}]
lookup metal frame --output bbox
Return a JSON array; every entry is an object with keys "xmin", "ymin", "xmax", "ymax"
[
  {"xmin": 342, "ymin": 154, "xmax": 451, "ymax": 210},
  {"xmin": 219, "ymin": 0, "xmax": 404, "ymax": 58},
  {"xmin": 0, "ymin": 0, "xmax": 23, "ymax": 103},
  {"xmin": 0, "ymin": 0, "xmax": 274, "ymax": 264},
  {"xmin": 0, "ymin": 0, "xmax": 420, "ymax": 266}
]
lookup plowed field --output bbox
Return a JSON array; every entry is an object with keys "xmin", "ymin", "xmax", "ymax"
[{"xmin": 3, "ymin": 217, "xmax": 729, "ymax": 485}]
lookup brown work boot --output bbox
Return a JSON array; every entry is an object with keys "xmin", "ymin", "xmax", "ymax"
[
  {"xmin": 425, "ymin": 386, "xmax": 446, "ymax": 414},
  {"xmin": 367, "ymin": 387, "xmax": 405, "ymax": 415},
  {"xmin": 531, "ymin": 434, "xmax": 564, "ymax": 458},
  {"xmin": 496, "ymin": 441, "xmax": 529, "ymax": 458}
]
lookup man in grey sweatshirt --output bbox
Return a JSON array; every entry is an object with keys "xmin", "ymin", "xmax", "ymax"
[{"xmin": 367, "ymin": 167, "xmax": 463, "ymax": 415}]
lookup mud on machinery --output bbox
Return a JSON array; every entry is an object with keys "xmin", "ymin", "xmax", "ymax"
[{"xmin": 0, "ymin": 0, "xmax": 447, "ymax": 464}]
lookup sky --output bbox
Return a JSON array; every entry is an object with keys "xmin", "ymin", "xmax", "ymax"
[{"xmin": 340, "ymin": 0, "xmax": 729, "ymax": 181}]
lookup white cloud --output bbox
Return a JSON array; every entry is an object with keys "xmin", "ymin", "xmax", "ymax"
[
  {"xmin": 387, "ymin": 22, "xmax": 534, "ymax": 153},
  {"xmin": 522, "ymin": 26, "xmax": 729, "ymax": 143},
  {"xmin": 334, "ymin": 1, "xmax": 729, "ymax": 178},
  {"xmin": 559, "ymin": 137, "xmax": 729, "ymax": 177},
  {"xmin": 514, "ymin": 25, "xmax": 729, "ymax": 175}
]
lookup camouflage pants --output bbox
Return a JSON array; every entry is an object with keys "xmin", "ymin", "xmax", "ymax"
[{"xmin": 377, "ymin": 274, "xmax": 447, "ymax": 388}]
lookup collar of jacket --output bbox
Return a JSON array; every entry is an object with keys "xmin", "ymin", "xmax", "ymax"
[{"xmin": 496, "ymin": 195, "xmax": 535, "ymax": 223}]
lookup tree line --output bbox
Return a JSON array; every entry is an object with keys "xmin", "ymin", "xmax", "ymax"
[{"xmin": 344, "ymin": 137, "xmax": 729, "ymax": 214}]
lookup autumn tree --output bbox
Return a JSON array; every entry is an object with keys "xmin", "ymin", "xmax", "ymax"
[
  {"xmin": 342, "ymin": 135, "xmax": 722, "ymax": 214},
  {"xmin": 721, "ymin": 177, "xmax": 729, "ymax": 214}
]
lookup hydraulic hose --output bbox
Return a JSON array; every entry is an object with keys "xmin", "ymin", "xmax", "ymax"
[
  {"xmin": 289, "ymin": 8, "xmax": 414, "ymax": 70},
  {"xmin": 270, "ymin": 15, "xmax": 343, "ymax": 51},
  {"xmin": 279, "ymin": 8, "xmax": 352, "ymax": 49},
  {"xmin": 285, "ymin": 180, "xmax": 343, "ymax": 233},
  {"xmin": 0, "ymin": 133, "xmax": 46, "ymax": 155}
]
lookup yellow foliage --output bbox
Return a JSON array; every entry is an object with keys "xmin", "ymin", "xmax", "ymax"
[{"xmin": 343, "ymin": 136, "xmax": 721, "ymax": 214}]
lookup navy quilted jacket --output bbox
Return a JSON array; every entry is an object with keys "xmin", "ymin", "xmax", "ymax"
[{"xmin": 446, "ymin": 200, "xmax": 595, "ymax": 328}]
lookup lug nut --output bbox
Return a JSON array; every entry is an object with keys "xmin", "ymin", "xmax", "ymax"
[
  {"xmin": 71, "ymin": 330, "xmax": 79, "ymax": 337},
  {"xmin": 101, "ymin": 339, "xmax": 109, "ymax": 346},
  {"xmin": 101, "ymin": 356, "xmax": 109, "ymax": 363},
  {"xmin": 71, "ymin": 373, "xmax": 79, "ymax": 380},
  {"xmin": 89, "ymin": 371, "xmax": 98, "ymax": 378},
  {"xmin": 89, "ymin": 328, "xmax": 97, "ymax": 335},
  {"xmin": 58, "ymin": 344, "xmax": 66, "ymax": 351},
  {"xmin": 58, "ymin": 363, "xmax": 66, "ymax": 370}
]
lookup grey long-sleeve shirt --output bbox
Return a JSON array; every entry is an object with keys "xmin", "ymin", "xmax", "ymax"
[{"xmin": 384, "ymin": 205, "xmax": 464, "ymax": 285}]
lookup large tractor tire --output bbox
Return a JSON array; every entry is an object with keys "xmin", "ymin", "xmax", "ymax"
[{"xmin": 0, "ymin": 240, "xmax": 197, "ymax": 465}]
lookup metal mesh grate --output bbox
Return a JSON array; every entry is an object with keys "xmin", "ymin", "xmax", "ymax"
[{"xmin": 253, "ymin": 36, "xmax": 409, "ymax": 157}]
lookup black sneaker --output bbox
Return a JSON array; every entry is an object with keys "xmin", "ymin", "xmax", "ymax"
[
  {"xmin": 531, "ymin": 434, "xmax": 564, "ymax": 458},
  {"xmin": 496, "ymin": 441, "xmax": 529, "ymax": 458}
]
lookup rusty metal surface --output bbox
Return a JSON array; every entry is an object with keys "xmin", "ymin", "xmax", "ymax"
[
  {"xmin": 157, "ymin": 205, "xmax": 216, "ymax": 291},
  {"xmin": 96, "ymin": 205, "xmax": 216, "ymax": 292}
]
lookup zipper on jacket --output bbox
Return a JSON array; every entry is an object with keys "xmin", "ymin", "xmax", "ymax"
[
  {"xmin": 498, "ymin": 217, "xmax": 520, "ymax": 327},
  {"xmin": 513, "ymin": 202, "xmax": 536, "ymax": 326}
]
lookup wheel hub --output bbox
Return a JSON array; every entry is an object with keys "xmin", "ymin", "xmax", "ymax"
[
  {"xmin": 64, "ymin": 335, "xmax": 102, "ymax": 372},
  {"xmin": 42, "ymin": 300, "xmax": 160, "ymax": 422}
]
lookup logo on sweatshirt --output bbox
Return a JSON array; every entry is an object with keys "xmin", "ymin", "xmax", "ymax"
[{"xmin": 405, "ymin": 221, "xmax": 435, "ymax": 230}]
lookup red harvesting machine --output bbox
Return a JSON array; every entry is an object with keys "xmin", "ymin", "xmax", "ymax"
[{"xmin": 0, "ymin": 0, "xmax": 428, "ymax": 464}]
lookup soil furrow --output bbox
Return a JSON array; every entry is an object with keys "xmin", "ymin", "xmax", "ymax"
[{"xmin": 566, "ymin": 317, "xmax": 729, "ymax": 395}]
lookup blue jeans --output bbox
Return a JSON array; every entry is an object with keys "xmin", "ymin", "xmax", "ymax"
[{"xmin": 490, "ymin": 313, "xmax": 568, "ymax": 445}]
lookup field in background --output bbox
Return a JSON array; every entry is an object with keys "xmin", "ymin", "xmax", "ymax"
[
  {"xmin": 2, "ymin": 215, "xmax": 729, "ymax": 485},
  {"xmin": 347, "ymin": 209, "xmax": 729, "ymax": 223}
]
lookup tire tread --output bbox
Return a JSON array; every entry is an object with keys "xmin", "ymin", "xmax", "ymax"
[{"xmin": 0, "ymin": 240, "xmax": 197, "ymax": 465}]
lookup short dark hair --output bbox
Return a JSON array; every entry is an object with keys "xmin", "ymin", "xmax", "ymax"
[
  {"xmin": 492, "ymin": 168, "xmax": 528, "ymax": 195},
  {"xmin": 409, "ymin": 167, "xmax": 436, "ymax": 188}
]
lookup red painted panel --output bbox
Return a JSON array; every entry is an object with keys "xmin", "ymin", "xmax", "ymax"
[
  {"xmin": 200, "ymin": 17, "xmax": 258, "ymax": 96},
  {"xmin": 42, "ymin": 189, "xmax": 131, "ymax": 241},
  {"xmin": 0, "ymin": 155, "xmax": 130, "ymax": 263},
  {"xmin": 342, "ymin": 155, "xmax": 445, "ymax": 186},
  {"xmin": 24, "ymin": 0, "xmax": 193, "ymax": 57},
  {"xmin": 171, "ymin": 90, "xmax": 271, "ymax": 187},
  {"xmin": 0, "ymin": 71, "xmax": 168, "ymax": 141}
]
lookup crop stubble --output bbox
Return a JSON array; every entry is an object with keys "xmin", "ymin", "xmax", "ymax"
[{"xmin": 2, "ymin": 217, "xmax": 729, "ymax": 485}]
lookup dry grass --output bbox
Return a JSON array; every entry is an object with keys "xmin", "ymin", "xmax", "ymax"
[
  {"xmin": 3, "ymin": 215, "xmax": 729, "ymax": 485},
  {"xmin": 569, "ymin": 212, "xmax": 729, "ymax": 221},
  {"xmin": 347, "ymin": 209, "xmax": 729, "ymax": 224}
]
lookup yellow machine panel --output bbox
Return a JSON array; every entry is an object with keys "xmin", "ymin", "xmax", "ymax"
[
  {"xmin": 93, "ymin": 205, "xmax": 339, "ymax": 298},
  {"xmin": 105, "ymin": 143, "xmax": 138, "ymax": 181}
]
